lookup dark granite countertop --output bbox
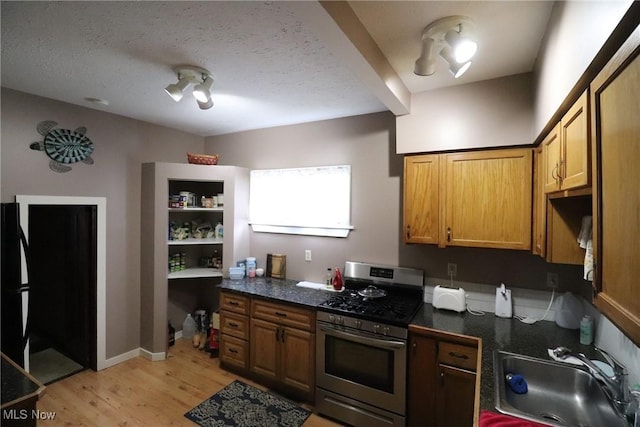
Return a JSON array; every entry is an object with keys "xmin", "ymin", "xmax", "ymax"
[
  {"xmin": 219, "ymin": 277, "xmax": 330, "ymax": 308},
  {"xmin": 1, "ymin": 353, "xmax": 45, "ymax": 408},
  {"xmin": 411, "ymin": 304, "xmax": 595, "ymax": 411},
  {"xmin": 217, "ymin": 279, "xmax": 594, "ymax": 413}
]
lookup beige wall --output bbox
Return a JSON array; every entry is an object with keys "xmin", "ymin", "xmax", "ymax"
[
  {"xmin": 532, "ymin": 0, "xmax": 633, "ymax": 135},
  {"xmin": 1, "ymin": 88, "xmax": 205, "ymax": 358},
  {"xmin": 395, "ymin": 73, "xmax": 534, "ymax": 154},
  {"xmin": 205, "ymin": 111, "xmax": 585, "ymax": 293}
]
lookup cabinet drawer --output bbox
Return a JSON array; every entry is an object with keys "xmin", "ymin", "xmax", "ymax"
[
  {"xmin": 220, "ymin": 334, "xmax": 248, "ymax": 370},
  {"xmin": 438, "ymin": 342, "xmax": 477, "ymax": 371},
  {"xmin": 252, "ymin": 300, "xmax": 315, "ymax": 331},
  {"xmin": 221, "ymin": 292, "xmax": 249, "ymax": 315},
  {"xmin": 220, "ymin": 311, "xmax": 249, "ymax": 340}
]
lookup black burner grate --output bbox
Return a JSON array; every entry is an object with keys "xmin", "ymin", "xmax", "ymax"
[{"xmin": 318, "ymin": 290, "xmax": 422, "ymax": 325}]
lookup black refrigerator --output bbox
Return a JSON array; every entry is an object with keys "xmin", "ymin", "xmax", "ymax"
[{"xmin": 1, "ymin": 202, "xmax": 31, "ymax": 367}]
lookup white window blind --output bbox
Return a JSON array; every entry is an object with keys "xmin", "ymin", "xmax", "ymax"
[{"xmin": 250, "ymin": 165, "xmax": 353, "ymax": 237}]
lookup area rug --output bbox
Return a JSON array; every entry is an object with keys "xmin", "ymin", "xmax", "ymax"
[{"xmin": 185, "ymin": 380, "xmax": 311, "ymax": 427}]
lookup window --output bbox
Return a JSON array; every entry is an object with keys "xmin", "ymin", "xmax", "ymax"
[{"xmin": 249, "ymin": 165, "xmax": 353, "ymax": 237}]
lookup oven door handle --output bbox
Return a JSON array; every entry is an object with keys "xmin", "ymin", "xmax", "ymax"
[{"xmin": 318, "ymin": 325, "xmax": 406, "ymax": 349}]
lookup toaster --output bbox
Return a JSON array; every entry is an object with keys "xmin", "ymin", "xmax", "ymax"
[{"xmin": 432, "ymin": 285, "xmax": 466, "ymax": 313}]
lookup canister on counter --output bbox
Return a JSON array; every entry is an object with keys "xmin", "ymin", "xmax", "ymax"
[{"xmin": 580, "ymin": 315, "xmax": 594, "ymax": 345}]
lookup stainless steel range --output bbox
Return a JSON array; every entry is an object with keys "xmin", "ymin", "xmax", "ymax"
[{"xmin": 316, "ymin": 261, "xmax": 424, "ymax": 427}]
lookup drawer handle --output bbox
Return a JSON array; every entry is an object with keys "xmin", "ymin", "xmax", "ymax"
[
  {"xmin": 228, "ymin": 322, "xmax": 239, "ymax": 328},
  {"xmin": 228, "ymin": 301, "xmax": 239, "ymax": 306},
  {"xmin": 448, "ymin": 351, "xmax": 470, "ymax": 360},
  {"xmin": 228, "ymin": 348, "xmax": 238, "ymax": 354},
  {"xmin": 275, "ymin": 311, "xmax": 287, "ymax": 317},
  {"xmin": 406, "ymin": 225, "xmax": 411, "ymax": 240}
]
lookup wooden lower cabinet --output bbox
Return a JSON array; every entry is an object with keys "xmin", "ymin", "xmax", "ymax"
[
  {"xmin": 250, "ymin": 300, "xmax": 316, "ymax": 401},
  {"xmin": 436, "ymin": 365, "xmax": 476, "ymax": 427},
  {"xmin": 408, "ymin": 333, "xmax": 437, "ymax": 427},
  {"xmin": 219, "ymin": 292, "xmax": 316, "ymax": 401},
  {"xmin": 250, "ymin": 318, "xmax": 279, "ymax": 380},
  {"xmin": 408, "ymin": 326, "xmax": 479, "ymax": 427},
  {"xmin": 219, "ymin": 292, "xmax": 250, "ymax": 373}
]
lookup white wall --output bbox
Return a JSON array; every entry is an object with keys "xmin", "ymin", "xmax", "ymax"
[
  {"xmin": 1, "ymin": 88, "xmax": 205, "ymax": 359},
  {"xmin": 396, "ymin": 73, "xmax": 533, "ymax": 153},
  {"xmin": 532, "ymin": 0, "xmax": 633, "ymax": 135}
]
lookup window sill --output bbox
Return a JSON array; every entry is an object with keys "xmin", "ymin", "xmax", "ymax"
[{"xmin": 250, "ymin": 224, "xmax": 353, "ymax": 238}]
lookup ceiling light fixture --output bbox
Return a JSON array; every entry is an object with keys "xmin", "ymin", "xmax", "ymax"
[
  {"xmin": 414, "ymin": 15, "xmax": 477, "ymax": 79},
  {"xmin": 164, "ymin": 65, "xmax": 214, "ymax": 110}
]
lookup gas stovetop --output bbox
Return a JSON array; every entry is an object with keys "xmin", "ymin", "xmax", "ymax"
[
  {"xmin": 317, "ymin": 261, "xmax": 425, "ymax": 326},
  {"xmin": 317, "ymin": 290, "xmax": 423, "ymax": 326}
]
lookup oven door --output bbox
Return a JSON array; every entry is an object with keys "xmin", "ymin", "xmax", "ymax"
[{"xmin": 316, "ymin": 321, "xmax": 407, "ymax": 415}]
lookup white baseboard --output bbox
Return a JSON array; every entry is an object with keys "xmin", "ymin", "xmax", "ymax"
[
  {"xmin": 101, "ymin": 336, "xmax": 183, "ymax": 369},
  {"xmin": 140, "ymin": 348, "xmax": 166, "ymax": 362},
  {"xmin": 102, "ymin": 348, "xmax": 140, "ymax": 369}
]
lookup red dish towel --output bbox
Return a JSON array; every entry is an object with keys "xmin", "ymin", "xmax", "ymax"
[{"xmin": 479, "ymin": 410, "xmax": 550, "ymax": 427}]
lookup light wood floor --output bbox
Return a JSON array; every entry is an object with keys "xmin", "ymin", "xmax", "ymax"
[{"xmin": 37, "ymin": 339, "xmax": 343, "ymax": 426}]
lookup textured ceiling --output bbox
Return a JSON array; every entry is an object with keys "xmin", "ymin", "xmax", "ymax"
[{"xmin": 1, "ymin": 1, "xmax": 554, "ymax": 137}]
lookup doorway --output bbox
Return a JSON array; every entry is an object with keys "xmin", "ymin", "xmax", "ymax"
[
  {"xmin": 27, "ymin": 205, "xmax": 97, "ymax": 383},
  {"xmin": 16, "ymin": 195, "xmax": 107, "ymax": 378}
]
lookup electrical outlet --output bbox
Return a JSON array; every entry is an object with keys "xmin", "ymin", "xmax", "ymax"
[
  {"xmin": 447, "ymin": 263, "xmax": 457, "ymax": 278},
  {"xmin": 546, "ymin": 272, "xmax": 559, "ymax": 289},
  {"xmin": 304, "ymin": 249, "xmax": 312, "ymax": 262}
]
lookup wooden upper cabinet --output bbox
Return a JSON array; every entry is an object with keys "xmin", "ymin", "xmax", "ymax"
[
  {"xmin": 544, "ymin": 91, "xmax": 590, "ymax": 193},
  {"xmin": 561, "ymin": 91, "xmax": 590, "ymax": 189},
  {"xmin": 403, "ymin": 155, "xmax": 440, "ymax": 244},
  {"xmin": 591, "ymin": 26, "xmax": 640, "ymax": 345},
  {"xmin": 542, "ymin": 123, "xmax": 562, "ymax": 193},
  {"xmin": 444, "ymin": 148, "xmax": 533, "ymax": 250},
  {"xmin": 532, "ymin": 146, "xmax": 547, "ymax": 257}
]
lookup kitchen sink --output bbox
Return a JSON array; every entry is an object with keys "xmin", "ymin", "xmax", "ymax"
[{"xmin": 494, "ymin": 351, "xmax": 627, "ymax": 427}]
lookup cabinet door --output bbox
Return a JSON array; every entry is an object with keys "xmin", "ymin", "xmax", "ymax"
[
  {"xmin": 407, "ymin": 333, "xmax": 437, "ymax": 427},
  {"xmin": 560, "ymin": 90, "xmax": 590, "ymax": 190},
  {"xmin": 543, "ymin": 123, "xmax": 562, "ymax": 193},
  {"xmin": 403, "ymin": 155, "xmax": 440, "ymax": 244},
  {"xmin": 250, "ymin": 318, "xmax": 279, "ymax": 381},
  {"xmin": 436, "ymin": 365, "xmax": 476, "ymax": 427},
  {"xmin": 591, "ymin": 30, "xmax": 640, "ymax": 345},
  {"xmin": 445, "ymin": 149, "xmax": 532, "ymax": 250},
  {"xmin": 532, "ymin": 146, "xmax": 546, "ymax": 256},
  {"xmin": 280, "ymin": 327, "xmax": 315, "ymax": 395}
]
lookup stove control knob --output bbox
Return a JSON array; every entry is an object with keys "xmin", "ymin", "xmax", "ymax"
[
  {"xmin": 354, "ymin": 320, "xmax": 362, "ymax": 329},
  {"xmin": 373, "ymin": 324, "xmax": 380, "ymax": 334},
  {"xmin": 339, "ymin": 316, "xmax": 345, "ymax": 325},
  {"xmin": 329, "ymin": 315, "xmax": 336, "ymax": 323},
  {"xmin": 383, "ymin": 326, "xmax": 390, "ymax": 336}
]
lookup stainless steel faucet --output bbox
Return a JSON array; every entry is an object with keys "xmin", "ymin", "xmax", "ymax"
[{"xmin": 553, "ymin": 346, "xmax": 630, "ymax": 416}]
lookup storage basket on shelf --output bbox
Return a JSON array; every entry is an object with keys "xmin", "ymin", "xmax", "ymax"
[{"xmin": 187, "ymin": 152, "xmax": 219, "ymax": 165}]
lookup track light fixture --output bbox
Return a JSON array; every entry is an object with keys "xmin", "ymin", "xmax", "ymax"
[
  {"xmin": 414, "ymin": 15, "xmax": 477, "ymax": 79},
  {"xmin": 164, "ymin": 65, "xmax": 214, "ymax": 110}
]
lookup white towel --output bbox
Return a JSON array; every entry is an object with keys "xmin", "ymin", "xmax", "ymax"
[
  {"xmin": 584, "ymin": 239, "xmax": 594, "ymax": 281},
  {"xmin": 578, "ymin": 216, "xmax": 592, "ymax": 249},
  {"xmin": 295, "ymin": 281, "xmax": 325, "ymax": 290}
]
